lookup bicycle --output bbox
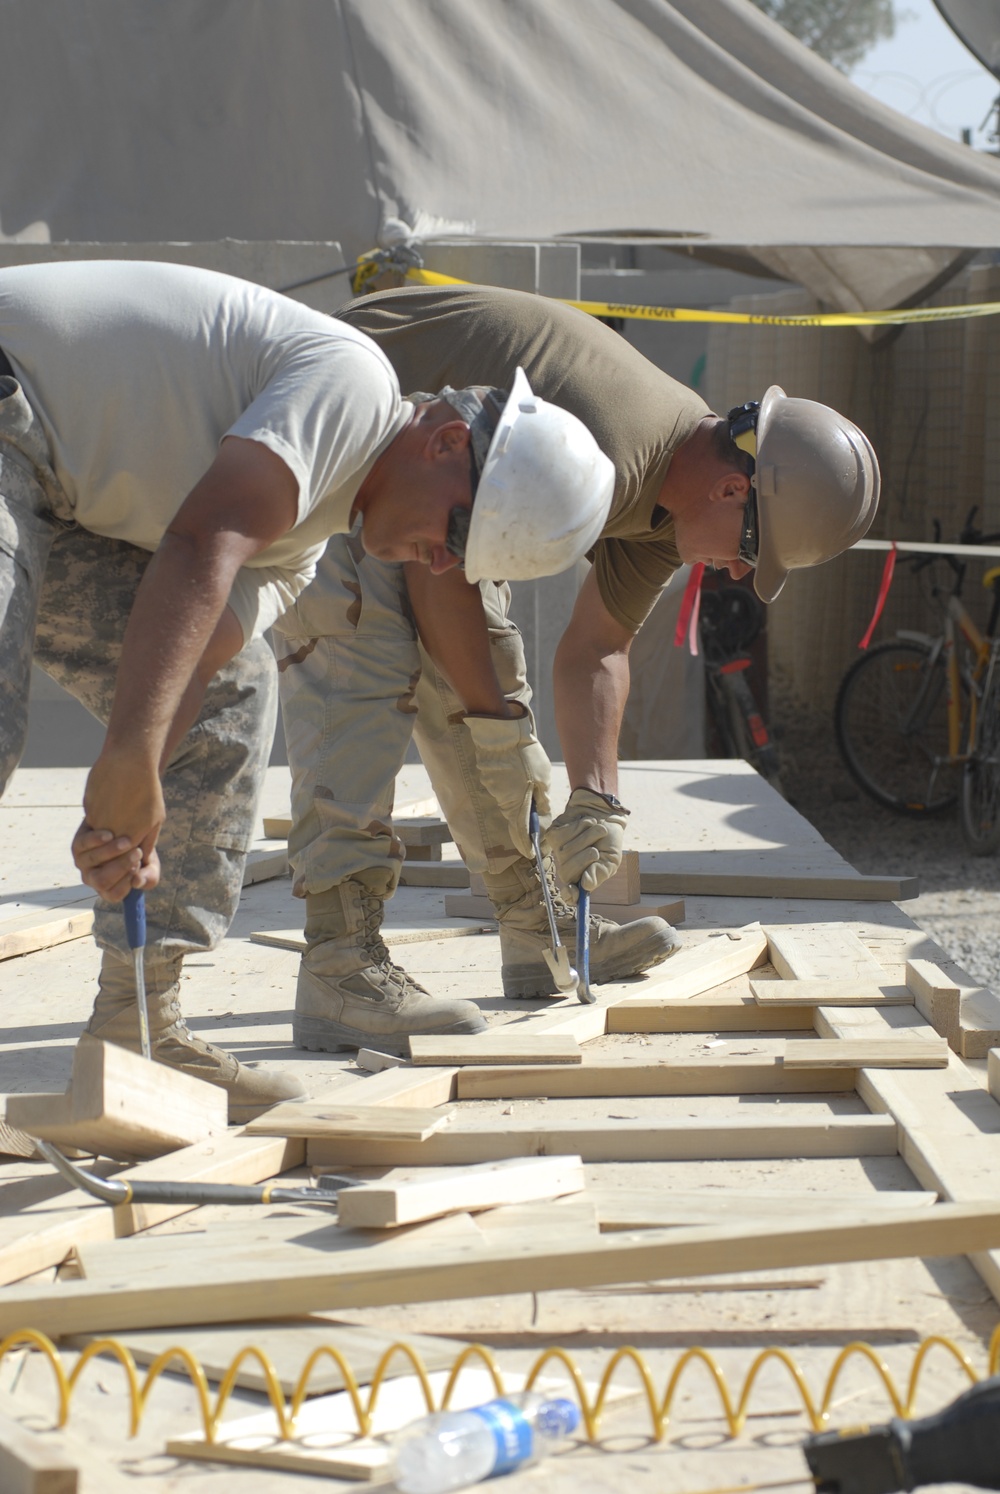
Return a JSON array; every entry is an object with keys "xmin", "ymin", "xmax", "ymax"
[
  {"xmin": 834, "ymin": 509, "xmax": 1000, "ymax": 854},
  {"xmin": 699, "ymin": 581, "xmax": 783, "ymax": 790}
]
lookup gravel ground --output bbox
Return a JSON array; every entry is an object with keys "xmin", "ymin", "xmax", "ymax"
[{"xmin": 770, "ymin": 673, "xmax": 1000, "ymax": 992}]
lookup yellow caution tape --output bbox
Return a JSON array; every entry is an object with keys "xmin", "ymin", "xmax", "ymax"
[{"xmin": 404, "ymin": 264, "xmax": 1000, "ymax": 329}]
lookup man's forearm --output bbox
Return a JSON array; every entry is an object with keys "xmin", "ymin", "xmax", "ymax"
[
  {"xmin": 404, "ymin": 563, "xmax": 512, "ymax": 716},
  {"xmin": 552, "ymin": 642, "xmax": 630, "ymax": 796}
]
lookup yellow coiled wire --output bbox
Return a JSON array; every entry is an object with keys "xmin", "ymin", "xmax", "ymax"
[{"xmin": 0, "ymin": 1325, "xmax": 997, "ymax": 1446}]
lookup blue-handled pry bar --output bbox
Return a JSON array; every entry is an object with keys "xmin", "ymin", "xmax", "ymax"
[
  {"xmin": 123, "ymin": 888, "xmax": 151, "ymax": 1061},
  {"xmin": 528, "ymin": 800, "xmax": 578, "ymax": 993},
  {"xmin": 575, "ymin": 884, "xmax": 596, "ymax": 1004}
]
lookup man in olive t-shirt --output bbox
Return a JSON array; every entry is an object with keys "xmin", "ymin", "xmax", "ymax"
[
  {"xmin": 276, "ymin": 281, "xmax": 878, "ymax": 1058},
  {"xmin": 272, "ymin": 284, "xmax": 751, "ymax": 1057}
]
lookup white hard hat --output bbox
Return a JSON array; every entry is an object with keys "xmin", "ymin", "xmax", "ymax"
[
  {"xmin": 736, "ymin": 385, "xmax": 880, "ymax": 604},
  {"xmin": 461, "ymin": 368, "xmax": 615, "ymax": 584}
]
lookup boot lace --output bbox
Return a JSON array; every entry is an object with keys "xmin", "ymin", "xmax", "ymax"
[{"xmin": 359, "ymin": 891, "xmax": 428, "ymax": 997}]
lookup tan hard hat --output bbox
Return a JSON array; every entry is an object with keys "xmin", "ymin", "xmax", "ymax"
[{"xmin": 752, "ymin": 386, "xmax": 880, "ymax": 604}]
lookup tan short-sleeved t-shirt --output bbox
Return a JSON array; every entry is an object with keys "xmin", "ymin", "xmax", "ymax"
[
  {"xmin": 0, "ymin": 261, "xmax": 408, "ymax": 639},
  {"xmin": 338, "ymin": 284, "xmax": 710, "ymax": 633}
]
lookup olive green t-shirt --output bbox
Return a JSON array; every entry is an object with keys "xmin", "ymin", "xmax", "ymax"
[{"xmin": 337, "ymin": 285, "xmax": 710, "ymax": 634}]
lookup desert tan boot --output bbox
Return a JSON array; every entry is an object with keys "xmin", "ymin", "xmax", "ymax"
[
  {"xmin": 294, "ymin": 881, "xmax": 486, "ymax": 1056},
  {"xmin": 87, "ymin": 949, "xmax": 308, "ymax": 1124},
  {"xmin": 483, "ymin": 856, "xmax": 682, "ymax": 999}
]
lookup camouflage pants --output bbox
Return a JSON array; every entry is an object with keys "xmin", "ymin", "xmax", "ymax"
[
  {"xmin": 273, "ymin": 529, "xmax": 547, "ymax": 899},
  {"xmin": 0, "ymin": 378, "xmax": 277, "ymax": 960}
]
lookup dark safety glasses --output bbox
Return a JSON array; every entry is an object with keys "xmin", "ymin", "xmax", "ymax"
[{"xmin": 728, "ymin": 401, "xmax": 760, "ymax": 568}]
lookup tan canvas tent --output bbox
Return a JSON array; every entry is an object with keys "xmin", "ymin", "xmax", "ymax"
[{"xmin": 0, "ymin": 0, "xmax": 998, "ymax": 314}]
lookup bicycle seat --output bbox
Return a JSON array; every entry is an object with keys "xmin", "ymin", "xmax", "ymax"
[{"xmin": 983, "ymin": 566, "xmax": 1000, "ymax": 590}]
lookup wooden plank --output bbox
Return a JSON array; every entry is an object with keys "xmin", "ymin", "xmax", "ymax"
[
  {"xmin": 0, "ymin": 1409, "xmax": 77, "ymax": 1493},
  {"xmin": 250, "ymin": 923, "xmax": 495, "ymax": 953},
  {"xmin": 4, "ymin": 1197, "xmax": 1000, "ymax": 1337},
  {"xmin": 764, "ymin": 925, "xmax": 888, "ymax": 983},
  {"xmin": 327, "ymin": 1065, "xmax": 457, "ymax": 1109},
  {"xmin": 67, "ymin": 1318, "xmax": 462, "ymax": 1396},
  {"xmin": 783, "ymin": 1038, "xmax": 949, "ymax": 1069},
  {"xmin": 905, "ymin": 958, "xmax": 961, "ymax": 1048},
  {"xmin": 957, "ymin": 987, "xmax": 1000, "ymax": 1060},
  {"xmin": 990, "ymin": 1047, "xmax": 1000, "ymax": 1104},
  {"xmin": 0, "ymin": 906, "xmax": 94, "ymax": 963},
  {"xmin": 598, "ymin": 926, "xmax": 768, "ymax": 1005},
  {"xmin": 812, "ymin": 1002, "xmax": 1000, "ymax": 1307},
  {"xmin": 640, "ymin": 868, "xmax": 919, "ymax": 901},
  {"xmin": 337, "ymin": 1155, "xmax": 586, "ymax": 1229},
  {"xmin": 241, "ymin": 847, "xmax": 288, "ymax": 886},
  {"xmin": 407, "ymin": 1034, "xmax": 581, "ymax": 1066},
  {"xmin": 455, "ymin": 1056, "xmax": 856, "ymax": 1099},
  {"xmin": 590, "ymin": 1186, "xmax": 938, "ymax": 1230},
  {"xmin": 444, "ymin": 893, "xmax": 684, "ymax": 926},
  {"xmin": 608, "ymin": 991, "xmax": 814, "ymax": 1033},
  {"xmin": 244, "ymin": 1103, "xmax": 455, "ymax": 1141},
  {"xmin": 305, "ymin": 1114, "xmax": 897, "ymax": 1168},
  {"xmin": 751, "ymin": 978, "xmax": 912, "ymax": 1007},
  {"xmin": 6, "ymin": 1036, "xmax": 227, "ymax": 1159},
  {"xmin": 262, "ymin": 815, "xmax": 452, "ymax": 848}
]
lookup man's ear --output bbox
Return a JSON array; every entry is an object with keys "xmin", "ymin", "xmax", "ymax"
[
  {"xmin": 428, "ymin": 420, "xmax": 471, "ymax": 460},
  {"xmin": 711, "ymin": 471, "xmax": 752, "ymax": 506}
]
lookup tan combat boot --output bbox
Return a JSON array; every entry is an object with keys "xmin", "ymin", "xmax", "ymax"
[
  {"xmin": 87, "ymin": 949, "xmax": 308, "ymax": 1125},
  {"xmin": 483, "ymin": 856, "xmax": 682, "ymax": 998},
  {"xmin": 294, "ymin": 881, "xmax": 487, "ymax": 1056}
]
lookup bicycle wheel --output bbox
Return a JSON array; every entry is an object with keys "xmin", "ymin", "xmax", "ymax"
[
  {"xmin": 834, "ymin": 639, "xmax": 959, "ymax": 815},
  {"xmin": 960, "ymin": 650, "xmax": 1000, "ymax": 855}
]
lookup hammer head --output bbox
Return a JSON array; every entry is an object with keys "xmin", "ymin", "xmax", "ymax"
[{"xmin": 543, "ymin": 946, "xmax": 579, "ymax": 993}]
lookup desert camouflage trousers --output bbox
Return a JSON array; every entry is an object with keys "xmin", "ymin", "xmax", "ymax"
[
  {"xmin": 0, "ymin": 377, "xmax": 277, "ymax": 959},
  {"xmin": 273, "ymin": 529, "xmax": 547, "ymax": 899}
]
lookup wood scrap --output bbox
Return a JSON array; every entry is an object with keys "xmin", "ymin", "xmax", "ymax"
[
  {"xmin": 355, "ymin": 1048, "xmax": 406, "ymax": 1073},
  {"xmin": 764, "ymin": 925, "xmax": 888, "ymax": 982},
  {"xmin": 601, "ymin": 925, "xmax": 768, "ymax": 1003},
  {"xmin": 782, "ymin": 1038, "xmax": 949, "ymax": 1069},
  {"xmin": 0, "ymin": 905, "xmax": 94, "ymax": 964},
  {"xmin": 640, "ymin": 867, "xmax": 919, "ymax": 901},
  {"xmin": 445, "ymin": 892, "xmax": 685, "ymax": 925},
  {"xmin": 241, "ymin": 846, "xmax": 288, "ymax": 886},
  {"xmin": 608, "ymin": 991, "xmax": 814, "ymax": 1033},
  {"xmin": 67, "ymin": 1318, "xmax": 462, "ymax": 1396},
  {"xmin": 990, "ymin": 1047, "xmax": 1000, "ymax": 1104},
  {"xmin": 956, "ymin": 986, "xmax": 1000, "ymax": 1060},
  {"xmin": 243, "ymin": 1102, "xmax": 455, "ymax": 1141},
  {"xmin": 454, "ymin": 1056, "xmax": 856, "ymax": 1099},
  {"xmin": 589, "ymin": 1186, "xmax": 938, "ymax": 1230},
  {"xmin": 906, "ymin": 958, "xmax": 961, "ymax": 1049},
  {"xmin": 812, "ymin": 1002, "xmax": 1000, "ymax": 1303},
  {"xmin": 407, "ymin": 1033, "xmax": 582, "ymax": 1066},
  {"xmin": 6, "ymin": 1035, "xmax": 227, "ymax": 1159},
  {"xmin": 304, "ymin": 1113, "xmax": 897, "ymax": 1168},
  {"xmin": 5, "ymin": 1197, "xmax": 1000, "ymax": 1337},
  {"xmin": 0, "ymin": 1408, "xmax": 77, "ymax": 1493},
  {"xmin": 750, "ymin": 977, "xmax": 912, "ymax": 1006},
  {"xmin": 250, "ymin": 922, "xmax": 495, "ymax": 953},
  {"xmin": 337, "ymin": 1154, "xmax": 586, "ymax": 1229}
]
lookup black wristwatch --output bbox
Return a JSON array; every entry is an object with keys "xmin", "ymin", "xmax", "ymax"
[{"xmin": 584, "ymin": 788, "xmax": 630, "ymax": 815}]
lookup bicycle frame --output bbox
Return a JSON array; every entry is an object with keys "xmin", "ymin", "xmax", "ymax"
[{"xmin": 895, "ymin": 576, "xmax": 997, "ymax": 767}]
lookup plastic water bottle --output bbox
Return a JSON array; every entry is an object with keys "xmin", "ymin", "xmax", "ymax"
[{"xmin": 391, "ymin": 1391, "xmax": 581, "ymax": 1493}]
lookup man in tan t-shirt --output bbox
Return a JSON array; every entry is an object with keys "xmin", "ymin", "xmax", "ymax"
[{"xmin": 274, "ymin": 284, "xmax": 880, "ymax": 1058}]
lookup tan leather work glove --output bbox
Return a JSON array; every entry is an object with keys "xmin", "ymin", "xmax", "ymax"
[
  {"xmin": 545, "ymin": 787, "xmax": 630, "ymax": 894},
  {"xmin": 465, "ymin": 708, "xmax": 552, "ymax": 861}
]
